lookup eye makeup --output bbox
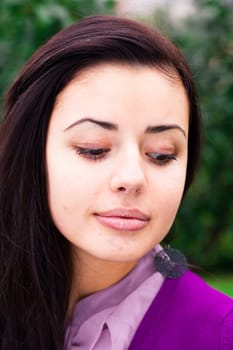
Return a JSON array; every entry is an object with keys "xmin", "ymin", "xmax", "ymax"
[{"xmin": 74, "ymin": 146, "xmax": 110, "ymax": 161}]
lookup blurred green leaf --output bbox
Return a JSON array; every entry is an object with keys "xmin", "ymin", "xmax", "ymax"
[
  {"xmin": 163, "ymin": 0, "xmax": 233, "ymax": 272},
  {"xmin": 0, "ymin": 0, "xmax": 116, "ymax": 103}
]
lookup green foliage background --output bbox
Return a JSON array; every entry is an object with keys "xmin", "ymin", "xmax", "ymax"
[
  {"xmin": 0, "ymin": 0, "xmax": 115, "ymax": 98},
  {"xmin": 166, "ymin": 0, "xmax": 233, "ymax": 272},
  {"xmin": 0, "ymin": 0, "xmax": 232, "ymax": 271}
]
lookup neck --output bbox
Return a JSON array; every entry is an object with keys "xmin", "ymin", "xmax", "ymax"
[{"xmin": 67, "ymin": 248, "xmax": 137, "ymax": 320}]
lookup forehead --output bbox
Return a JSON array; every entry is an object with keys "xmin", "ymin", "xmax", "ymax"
[
  {"xmin": 51, "ymin": 63, "xmax": 189, "ymax": 133},
  {"xmin": 56, "ymin": 62, "xmax": 187, "ymax": 99}
]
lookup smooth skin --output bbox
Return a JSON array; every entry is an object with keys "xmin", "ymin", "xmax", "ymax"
[{"xmin": 46, "ymin": 63, "xmax": 189, "ymax": 313}]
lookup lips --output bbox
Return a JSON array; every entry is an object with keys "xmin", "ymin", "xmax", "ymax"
[{"xmin": 94, "ymin": 208, "xmax": 150, "ymax": 231}]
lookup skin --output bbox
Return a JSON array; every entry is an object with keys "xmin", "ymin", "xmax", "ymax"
[{"xmin": 46, "ymin": 63, "xmax": 189, "ymax": 312}]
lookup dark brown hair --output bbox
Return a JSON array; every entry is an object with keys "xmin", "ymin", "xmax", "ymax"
[{"xmin": 0, "ymin": 15, "xmax": 201, "ymax": 349}]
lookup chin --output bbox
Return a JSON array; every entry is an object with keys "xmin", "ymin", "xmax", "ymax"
[{"xmin": 94, "ymin": 247, "xmax": 149, "ymax": 264}]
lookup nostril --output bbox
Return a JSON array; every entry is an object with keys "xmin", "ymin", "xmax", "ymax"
[{"xmin": 118, "ymin": 186, "xmax": 126, "ymax": 192}]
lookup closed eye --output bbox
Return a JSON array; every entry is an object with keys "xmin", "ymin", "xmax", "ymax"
[
  {"xmin": 146, "ymin": 152, "xmax": 177, "ymax": 165},
  {"xmin": 75, "ymin": 147, "xmax": 110, "ymax": 160}
]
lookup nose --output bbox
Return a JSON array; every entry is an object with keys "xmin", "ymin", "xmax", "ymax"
[{"xmin": 110, "ymin": 147, "xmax": 147, "ymax": 195}]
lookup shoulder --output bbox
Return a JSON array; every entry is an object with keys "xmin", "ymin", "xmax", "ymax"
[
  {"xmin": 168, "ymin": 270, "xmax": 233, "ymax": 317},
  {"xmin": 129, "ymin": 271, "xmax": 233, "ymax": 350}
]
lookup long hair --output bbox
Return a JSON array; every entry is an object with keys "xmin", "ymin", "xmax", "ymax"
[{"xmin": 0, "ymin": 15, "xmax": 202, "ymax": 349}]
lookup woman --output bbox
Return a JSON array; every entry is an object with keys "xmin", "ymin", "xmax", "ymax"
[{"xmin": 0, "ymin": 15, "xmax": 232, "ymax": 350}]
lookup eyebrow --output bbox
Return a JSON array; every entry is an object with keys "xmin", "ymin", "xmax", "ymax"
[
  {"xmin": 64, "ymin": 117, "xmax": 186, "ymax": 137},
  {"xmin": 146, "ymin": 124, "xmax": 186, "ymax": 137},
  {"xmin": 64, "ymin": 117, "xmax": 118, "ymax": 131}
]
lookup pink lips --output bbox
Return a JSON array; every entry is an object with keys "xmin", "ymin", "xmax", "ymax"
[{"xmin": 94, "ymin": 208, "xmax": 150, "ymax": 231}]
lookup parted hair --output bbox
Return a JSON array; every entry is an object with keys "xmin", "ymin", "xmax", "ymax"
[{"xmin": 0, "ymin": 15, "xmax": 202, "ymax": 349}]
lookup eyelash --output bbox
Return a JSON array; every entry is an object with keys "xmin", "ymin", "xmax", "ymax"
[
  {"xmin": 146, "ymin": 152, "xmax": 177, "ymax": 165},
  {"xmin": 75, "ymin": 147, "xmax": 110, "ymax": 160},
  {"xmin": 75, "ymin": 147, "xmax": 177, "ymax": 165}
]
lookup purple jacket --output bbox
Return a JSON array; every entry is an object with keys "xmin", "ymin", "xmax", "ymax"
[{"xmin": 129, "ymin": 271, "xmax": 233, "ymax": 349}]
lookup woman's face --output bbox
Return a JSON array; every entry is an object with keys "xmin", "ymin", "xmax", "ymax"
[{"xmin": 46, "ymin": 63, "xmax": 189, "ymax": 264}]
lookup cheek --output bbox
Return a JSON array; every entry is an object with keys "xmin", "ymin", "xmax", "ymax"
[
  {"xmin": 46, "ymin": 155, "xmax": 101, "ymax": 221},
  {"xmin": 46, "ymin": 167, "xmax": 84, "ymax": 239},
  {"xmin": 154, "ymin": 166, "xmax": 187, "ymax": 215}
]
